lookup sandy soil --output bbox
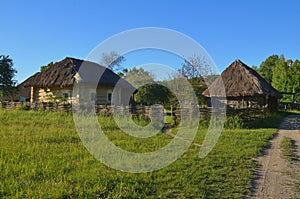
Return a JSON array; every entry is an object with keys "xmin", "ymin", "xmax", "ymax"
[{"xmin": 250, "ymin": 115, "xmax": 300, "ymax": 199}]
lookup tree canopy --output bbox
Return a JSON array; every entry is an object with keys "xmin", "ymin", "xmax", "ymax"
[
  {"xmin": 124, "ymin": 67, "xmax": 154, "ymax": 88},
  {"xmin": 0, "ymin": 55, "xmax": 17, "ymax": 99},
  {"xmin": 257, "ymin": 54, "xmax": 300, "ymax": 102},
  {"xmin": 258, "ymin": 55, "xmax": 279, "ymax": 84},
  {"xmin": 134, "ymin": 83, "xmax": 174, "ymax": 107}
]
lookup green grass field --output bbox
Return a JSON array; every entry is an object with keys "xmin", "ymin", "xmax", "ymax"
[{"xmin": 0, "ymin": 109, "xmax": 284, "ymax": 198}]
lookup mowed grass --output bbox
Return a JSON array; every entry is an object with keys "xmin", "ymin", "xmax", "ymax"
[{"xmin": 0, "ymin": 109, "xmax": 280, "ymax": 198}]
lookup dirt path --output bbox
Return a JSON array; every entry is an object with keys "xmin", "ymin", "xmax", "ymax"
[{"xmin": 251, "ymin": 115, "xmax": 300, "ymax": 199}]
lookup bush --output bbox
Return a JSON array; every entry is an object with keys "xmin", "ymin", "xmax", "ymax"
[{"xmin": 224, "ymin": 114, "xmax": 244, "ymax": 129}]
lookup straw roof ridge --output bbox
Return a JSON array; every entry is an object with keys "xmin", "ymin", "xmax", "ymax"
[
  {"xmin": 202, "ymin": 59, "xmax": 282, "ymax": 98},
  {"xmin": 26, "ymin": 57, "xmax": 135, "ymax": 90}
]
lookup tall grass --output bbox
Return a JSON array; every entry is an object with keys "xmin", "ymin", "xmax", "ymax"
[{"xmin": 0, "ymin": 109, "xmax": 281, "ymax": 198}]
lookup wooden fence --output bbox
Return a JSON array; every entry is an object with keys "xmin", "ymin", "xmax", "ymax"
[
  {"xmin": 279, "ymin": 102, "xmax": 300, "ymax": 111},
  {"xmin": 0, "ymin": 102, "xmax": 274, "ymax": 124},
  {"xmin": 0, "ymin": 102, "xmax": 155, "ymax": 117}
]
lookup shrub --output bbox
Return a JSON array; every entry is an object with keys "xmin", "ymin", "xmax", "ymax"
[{"xmin": 224, "ymin": 114, "xmax": 244, "ymax": 129}]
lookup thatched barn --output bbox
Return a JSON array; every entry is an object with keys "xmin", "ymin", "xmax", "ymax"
[
  {"xmin": 25, "ymin": 57, "xmax": 135, "ymax": 105},
  {"xmin": 202, "ymin": 59, "xmax": 282, "ymax": 110}
]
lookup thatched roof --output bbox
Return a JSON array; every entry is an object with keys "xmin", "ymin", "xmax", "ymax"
[
  {"xmin": 15, "ymin": 72, "xmax": 40, "ymax": 100},
  {"xmin": 26, "ymin": 57, "xmax": 135, "ymax": 90},
  {"xmin": 202, "ymin": 59, "xmax": 283, "ymax": 98}
]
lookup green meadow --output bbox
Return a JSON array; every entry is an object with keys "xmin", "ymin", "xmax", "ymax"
[{"xmin": 0, "ymin": 109, "xmax": 285, "ymax": 198}]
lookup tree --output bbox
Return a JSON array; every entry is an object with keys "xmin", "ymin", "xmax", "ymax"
[
  {"xmin": 40, "ymin": 61, "xmax": 54, "ymax": 71},
  {"xmin": 124, "ymin": 67, "xmax": 154, "ymax": 88},
  {"xmin": 0, "ymin": 55, "xmax": 17, "ymax": 99},
  {"xmin": 259, "ymin": 54, "xmax": 279, "ymax": 84},
  {"xmin": 271, "ymin": 55, "xmax": 288, "ymax": 94},
  {"xmin": 117, "ymin": 68, "xmax": 128, "ymax": 78},
  {"xmin": 178, "ymin": 55, "xmax": 215, "ymax": 105},
  {"xmin": 134, "ymin": 84, "xmax": 174, "ymax": 107},
  {"xmin": 287, "ymin": 60, "xmax": 300, "ymax": 102},
  {"xmin": 188, "ymin": 77, "xmax": 208, "ymax": 105},
  {"xmin": 124, "ymin": 67, "xmax": 176, "ymax": 107},
  {"xmin": 251, "ymin": 65, "xmax": 259, "ymax": 72},
  {"xmin": 164, "ymin": 72, "xmax": 196, "ymax": 107},
  {"xmin": 258, "ymin": 54, "xmax": 300, "ymax": 103},
  {"xmin": 101, "ymin": 51, "xmax": 125, "ymax": 72},
  {"xmin": 179, "ymin": 54, "xmax": 212, "ymax": 79}
]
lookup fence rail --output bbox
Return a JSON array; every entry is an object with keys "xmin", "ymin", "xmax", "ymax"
[
  {"xmin": 0, "ymin": 102, "xmax": 278, "ymax": 123},
  {"xmin": 279, "ymin": 102, "xmax": 300, "ymax": 111}
]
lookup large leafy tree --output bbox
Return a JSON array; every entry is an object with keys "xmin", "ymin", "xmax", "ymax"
[
  {"xmin": 258, "ymin": 54, "xmax": 300, "ymax": 103},
  {"xmin": 288, "ymin": 60, "xmax": 300, "ymax": 101},
  {"xmin": 124, "ymin": 67, "xmax": 154, "ymax": 88},
  {"xmin": 259, "ymin": 54, "xmax": 279, "ymax": 84},
  {"xmin": 134, "ymin": 84, "xmax": 174, "ymax": 107},
  {"xmin": 0, "ymin": 55, "xmax": 17, "ymax": 99},
  {"xmin": 271, "ymin": 55, "xmax": 288, "ymax": 92},
  {"xmin": 124, "ymin": 67, "xmax": 175, "ymax": 108}
]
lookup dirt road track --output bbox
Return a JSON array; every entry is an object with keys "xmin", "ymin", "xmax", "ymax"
[{"xmin": 250, "ymin": 115, "xmax": 300, "ymax": 199}]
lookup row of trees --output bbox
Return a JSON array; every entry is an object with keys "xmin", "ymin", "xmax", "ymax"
[
  {"xmin": 2, "ymin": 52, "xmax": 299, "ymax": 105},
  {"xmin": 253, "ymin": 54, "xmax": 300, "ymax": 102}
]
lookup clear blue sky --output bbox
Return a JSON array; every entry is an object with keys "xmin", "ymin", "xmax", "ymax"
[{"xmin": 1, "ymin": 0, "xmax": 300, "ymax": 83}]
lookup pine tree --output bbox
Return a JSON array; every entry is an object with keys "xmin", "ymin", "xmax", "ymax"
[{"xmin": 0, "ymin": 55, "xmax": 17, "ymax": 99}]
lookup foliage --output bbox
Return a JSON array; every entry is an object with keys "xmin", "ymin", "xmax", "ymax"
[
  {"xmin": 40, "ymin": 61, "xmax": 54, "ymax": 72},
  {"xmin": 287, "ymin": 60, "xmax": 300, "ymax": 102},
  {"xmin": 280, "ymin": 137, "xmax": 297, "ymax": 161},
  {"xmin": 258, "ymin": 54, "xmax": 300, "ymax": 102},
  {"xmin": 117, "ymin": 68, "xmax": 128, "ymax": 77},
  {"xmin": 0, "ymin": 55, "xmax": 17, "ymax": 99},
  {"xmin": 234, "ymin": 110, "xmax": 288, "ymax": 129},
  {"xmin": 224, "ymin": 114, "xmax": 244, "ymax": 129},
  {"xmin": 188, "ymin": 77, "xmax": 208, "ymax": 105},
  {"xmin": 251, "ymin": 65, "xmax": 259, "ymax": 72},
  {"xmin": 124, "ymin": 67, "xmax": 154, "ymax": 89},
  {"xmin": 101, "ymin": 51, "xmax": 125, "ymax": 72},
  {"xmin": 271, "ymin": 55, "xmax": 289, "ymax": 94},
  {"xmin": 134, "ymin": 83, "xmax": 174, "ymax": 107},
  {"xmin": 177, "ymin": 55, "xmax": 216, "ymax": 105},
  {"xmin": 258, "ymin": 54, "xmax": 279, "ymax": 84},
  {"xmin": 0, "ymin": 109, "xmax": 280, "ymax": 198}
]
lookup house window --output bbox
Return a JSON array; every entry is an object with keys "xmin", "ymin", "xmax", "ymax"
[
  {"xmin": 90, "ymin": 92, "xmax": 96, "ymax": 103},
  {"xmin": 107, "ymin": 92, "xmax": 112, "ymax": 102}
]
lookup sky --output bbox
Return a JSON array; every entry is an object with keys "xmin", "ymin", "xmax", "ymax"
[{"xmin": 1, "ymin": 0, "xmax": 300, "ymax": 83}]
